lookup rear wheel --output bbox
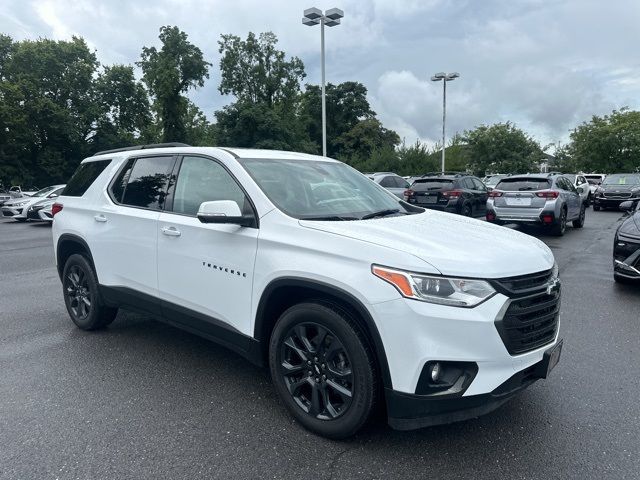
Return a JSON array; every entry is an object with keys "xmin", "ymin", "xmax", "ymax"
[
  {"xmin": 62, "ymin": 254, "xmax": 118, "ymax": 330},
  {"xmin": 572, "ymin": 204, "xmax": 586, "ymax": 228},
  {"xmin": 614, "ymin": 273, "xmax": 635, "ymax": 284},
  {"xmin": 461, "ymin": 203, "xmax": 472, "ymax": 217},
  {"xmin": 552, "ymin": 208, "xmax": 567, "ymax": 236},
  {"xmin": 593, "ymin": 205, "xmax": 601, "ymax": 211},
  {"xmin": 269, "ymin": 302, "xmax": 377, "ymax": 439}
]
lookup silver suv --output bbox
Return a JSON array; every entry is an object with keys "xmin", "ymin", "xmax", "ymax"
[
  {"xmin": 486, "ymin": 174, "xmax": 585, "ymax": 236},
  {"xmin": 366, "ymin": 172, "xmax": 410, "ymax": 198}
]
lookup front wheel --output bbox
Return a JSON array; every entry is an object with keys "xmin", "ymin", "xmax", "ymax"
[
  {"xmin": 269, "ymin": 302, "xmax": 377, "ymax": 439},
  {"xmin": 62, "ymin": 254, "xmax": 118, "ymax": 330}
]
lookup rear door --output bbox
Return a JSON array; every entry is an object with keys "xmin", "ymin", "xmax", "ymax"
[
  {"xmin": 471, "ymin": 177, "xmax": 488, "ymax": 214},
  {"xmin": 90, "ymin": 155, "xmax": 176, "ymax": 299},
  {"xmin": 157, "ymin": 154, "xmax": 259, "ymax": 336},
  {"xmin": 558, "ymin": 177, "xmax": 581, "ymax": 218}
]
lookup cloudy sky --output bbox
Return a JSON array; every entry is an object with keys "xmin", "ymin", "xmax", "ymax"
[{"xmin": 2, "ymin": 0, "xmax": 639, "ymax": 149}]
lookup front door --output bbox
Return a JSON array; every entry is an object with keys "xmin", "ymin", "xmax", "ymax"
[{"xmin": 157, "ymin": 155, "xmax": 259, "ymax": 337}]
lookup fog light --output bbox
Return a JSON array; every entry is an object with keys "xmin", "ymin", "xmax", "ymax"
[
  {"xmin": 486, "ymin": 212, "xmax": 496, "ymax": 222},
  {"xmin": 542, "ymin": 214, "xmax": 554, "ymax": 224},
  {"xmin": 429, "ymin": 362, "xmax": 441, "ymax": 382}
]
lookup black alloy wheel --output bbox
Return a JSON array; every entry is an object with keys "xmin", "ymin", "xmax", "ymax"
[
  {"xmin": 65, "ymin": 264, "xmax": 92, "ymax": 320},
  {"xmin": 62, "ymin": 254, "xmax": 118, "ymax": 330},
  {"xmin": 269, "ymin": 302, "xmax": 376, "ymax": 438},
  {"xmin": 573, "ymin": 204, "xmax": 586, "ymax": 228},
  {"xmin": 280, "ymin": 322, "xmax": 354, "ymax": 420},
  {"xmin": 552, "ymin": 208, "xmax": 567, "ymax": 236}
]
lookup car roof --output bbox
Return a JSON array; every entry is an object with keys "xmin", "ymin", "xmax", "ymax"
[{"xmin": 86, "ymin": 146, "xmax": 337, "ymax": 164}]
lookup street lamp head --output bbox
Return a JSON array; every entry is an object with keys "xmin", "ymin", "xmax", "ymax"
[
  {"xmin": 303, "ymin": 7, "xmax": 323, "ymax": 19},
  {"xmin": 445, "ymin": 72, "xmax": 460, "ymax": 81},
  {"xmin": 325, "ymin": 8, "xmax": 344, "ymax": 20},
  {"xmin": 431, "ymin": 72, "xmax": 446, "ymax": 81},
  {"xmin": 302, "ymin": 17, "xmax": 321, "ymax": 26},
  {"xmin": 325, "ymin": 18, "xmax": 341, "ymax": 27}
]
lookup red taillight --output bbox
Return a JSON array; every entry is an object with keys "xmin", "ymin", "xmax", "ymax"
[
  {"xmin": 486, "ymin": 212, "xmax": 496, "ymax": 222},
  {"xmin": 404, "ymin": 189, "xmax": 415, "ymax": 197},
  {"xmin": 442, "ymin": 189, "xmax": 462, "ymax": 198},
  {"xmin": 488, "ymin": 190, "xmax": 503, "ymax": 197},
  {"xmin": 535, "ymin": 190, "xmax": 559, "ymax": 199},
  {"xmin": 541, "ymin": 214, "xmax": 554, "ymax": 224},
  {"xmin": 51, "ymin": 203, "xmax": 63, "ymax": 217}
]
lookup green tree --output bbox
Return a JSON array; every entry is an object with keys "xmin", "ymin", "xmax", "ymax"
[
  {"xmin": 218, "ymin": 32, "xmax": 305, "ymax": 107},
  {"xmin": 0, "ymin": 36, "xmax": 98, "ymax": 185},
  {"xmin": 92, "ymin": 64, "xmax": 151, "ymax": 153},
  {"xmin": 336, "ymin": 118, "xmax": 400, "ymax": 161},
  {"xmin": 569, "ymin": 109, "xmax": 640, "ymax": 173},
  {"xmin": 464, "ymin": 122, "xmax": 542, "ymax": 175},
  {"xmin": 300, "ymin": 81, "xmax": 375, "ymax": 156},
  {"xmin": 138, "ymin": 26, "xmax": 210, "ymax": 143}
]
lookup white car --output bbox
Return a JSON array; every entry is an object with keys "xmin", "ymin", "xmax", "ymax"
[
  {"xmin": 1, "ymin": 185, "xmax": 65, "ymax": 221},
  {"xmin": 52, "ymin": 145, "xmax": 562, "ymax": 438}
]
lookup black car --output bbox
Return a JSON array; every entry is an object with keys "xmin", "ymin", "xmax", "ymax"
[
  {"xmin": 405, "ymin": 172, "xmax": 488, "ymax": 217},
  {"xmin": 593, "ymin": 173, "xmax": 640, "ymax": 211},
  {"xmin": 614, "ymin": 200, "xmax": 640, "ymax": 283}
]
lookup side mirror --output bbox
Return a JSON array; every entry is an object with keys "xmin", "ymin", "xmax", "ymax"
[
  {"xmin": 577, "ymin": 187, "xmax": 584, "ymax": 194},
  {"xmin": 619, "ymin": 201, "xmax": 634, "ymax": 212},
  {"xmin": 197, "ymin": 200, "xmax": 256, "ymax": 228}
]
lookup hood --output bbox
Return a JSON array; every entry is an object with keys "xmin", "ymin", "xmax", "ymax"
[
  {"xmin": 601, "ymin": 184, "xmax": 639, "ymax": 192},
  {"xmin": 300, "ymin": 210, "xmax": 554, "ymax": 278},
  {"xmin": 3, "ymin": 197, "xmax": 33, "ymax": 207}
]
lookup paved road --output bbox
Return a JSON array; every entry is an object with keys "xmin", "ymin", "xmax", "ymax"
[{"xmin": 1, "ymin": 211, "xmax": 639, "ymax": 480}]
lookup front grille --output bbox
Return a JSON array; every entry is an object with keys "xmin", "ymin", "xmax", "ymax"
[
  {"xmin": 496, "ymin": 290, "xmax": 560, "ymax": 355},
  {"xmin": 2, "ymin": 210, "xmax": 14, "ymax": 217},
  {"xmin": 603, "ymin": 192, "xmax": 631, "ymax": 199},
  {"xmin": 492, "ymin": 269, "xmax": 553, "ymax": 296}
]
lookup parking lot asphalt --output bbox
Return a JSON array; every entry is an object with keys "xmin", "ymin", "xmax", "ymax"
[{"xmin": 1, "ymin": 210, "xmax": 639, "ymax": 480}]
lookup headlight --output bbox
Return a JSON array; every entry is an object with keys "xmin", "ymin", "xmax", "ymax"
[
  {"xmin": 372, "ymin": 265, "xmax": 496, "ymax": 307},
  {"xmin": 13, "ymin": 201, "xmax": 27, "ymax": 207}
]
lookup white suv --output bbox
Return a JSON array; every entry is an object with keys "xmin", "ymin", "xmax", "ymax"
[{"xmin": 52, "ymin": 145, "xmax": 563, "ymax": 438}]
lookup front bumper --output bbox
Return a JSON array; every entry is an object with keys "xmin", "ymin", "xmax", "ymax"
[
  {"xmin": 370, "ymin": 287, "xmax": 561, "ymax": 428},
  {"xmin": 594, "ymin": 196, "xmax": 639, "ymax": 208},
  {"xmin": 1, "ymin": 206, "xmax": 25, "ymax": 218},
  {"xmin": 386, "ymin": 342, "xmax": 561, "ymax": 429}
]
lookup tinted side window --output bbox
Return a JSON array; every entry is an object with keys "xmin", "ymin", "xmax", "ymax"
[
  {"xmin": 112, "ymin": 156, "xmax": 174, "ymax": 209},
  {"xmin": 395, "ymin": 177, "xmax": 410, "ymax": 188},
  {"xmin": 379, "ymin": 176, "xmax": 395, "ymax": 188},
  {"xmin": 556, "ymin": 178, "xmax": 569, "ymax": 190},
  {"xmin": 172, "ymin": 156, "xmax": 247, "ymax": 216},
  {"xmin": 472, "ymin": 178, "xmax": 486, "ymax": 190},
  {"xmin": 63, "ymin": 160, "xmax": 111, "ymax": 197}
]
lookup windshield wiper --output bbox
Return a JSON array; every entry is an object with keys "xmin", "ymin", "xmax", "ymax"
[
  {"xmin": 302, "ymin": 215, "xmax": 359, "ymax": 221},
  {"xmin": 361, "ymin": 208, "xmax": 401, "ymax": 220}
]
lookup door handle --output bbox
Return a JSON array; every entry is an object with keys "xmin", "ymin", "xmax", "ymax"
[
  {"xmin": 94, "ymin": 214, "xmax": 107, "ymax": 223},
  {"xmin": 161, "ymin": 226, "xmax": 181, "ymax": 237}
]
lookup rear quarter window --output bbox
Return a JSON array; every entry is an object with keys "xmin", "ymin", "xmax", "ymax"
[
  {"xmin": 495, "ymin": 179, "xmax": 551, "ymax": 191},
  {"xmin": 62, "ymin": 160, "xmax": 111, "ymax": 197}
]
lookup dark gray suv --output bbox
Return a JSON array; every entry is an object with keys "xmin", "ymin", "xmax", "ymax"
[{"xmin": 486, "ymin": 174, "xmax": 586, "ymax": 236}]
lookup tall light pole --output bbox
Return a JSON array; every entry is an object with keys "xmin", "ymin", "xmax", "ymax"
[
  {"xmin": 431, "ymin": 72, "xmax": 460, "ymax": 173},
  {"xmin": 303, "ymin": 7, "xmax": 344, "ymax": 157}
]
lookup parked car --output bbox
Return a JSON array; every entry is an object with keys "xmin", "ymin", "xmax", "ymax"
[
  {"xmin": 593, "ymin": 173, "xmax": 640, "ymax": 211},
  {"xmin": 613, "ymin": 200, "xmax": 640, "ymax": 283},
  {"xmin": 1, "ymin": 185, "xmax": 65, "ymax": 221},
  {"xmin": 52, "ymin": 145, "xmax": 562, "ymax": 438},
  {"xmin": 483, "ymin": 174, "xmax": 508, "ymax": 192},
  {"xmin": 404, "ymin": 172, "xmax": 488, "ymax": 217},
  {"xmin": 367, "ymin": 172, "xmax": 410, "ymax": 198},
  {"xmin": 0, "ymin": 189, "xmax": 11, "ymax": 207},
  {"xmin": 563, "ymin": 174, "xmax": 591, "ymax": 205},
  {"xmin": 486, "ymin": 174, "xmax": 585, "ymax": 236},
  {"xmin": 26, "ymin": 197, "xmax": 57, "ymax": 222}
]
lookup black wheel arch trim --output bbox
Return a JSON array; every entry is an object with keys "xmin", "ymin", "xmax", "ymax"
[
  {"xmin": 56, "ymin": 233, "xmax": 95, "ymax": 281},
  {"xmin": 254, "ymin": 277, "xmax": 393, "ymax": 390}
]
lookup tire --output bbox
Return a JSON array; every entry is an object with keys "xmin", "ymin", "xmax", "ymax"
[
  {"xmin": 461, "ymin": 203, "xmax": 472, "ymax": 217},
  {"xmin": 62, "ymin": 253, "xmax": 118, "ymax": 330},
  {"xmin": 551, "ymin": 208, "xmax": 567, "ymax": 236},
  {"xmin": 269, "ymin": 301, "xmax": 377, "ymax": 439},
  {"xmin": 614, "ymin": 273, "xmax": 634, "ymax": 284},
  {"xmin": 593, "ymin": 205, "xmax": 600, "ymax": 211},
  {"xmin": 586, "ymin": 193, "xmax": 592, "ymax": 206},
  {"xmin": 572, "ymin": 204, "xmax": 586, "ymax": 228},
  {"xmin": 14, "ymin": 218, "xmax": 26, "ymax": 222}
]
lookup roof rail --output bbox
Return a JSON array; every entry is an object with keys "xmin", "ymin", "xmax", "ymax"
[
  {"xmin": 93, "ymin": 143, "xmax": 191, "ymax": 156},
  {"xmin": 421, "ymin": 171, "xmax": 465, "ymax": 177}
]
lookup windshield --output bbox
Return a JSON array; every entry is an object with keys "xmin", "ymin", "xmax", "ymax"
[
  {"xmin": 239, "ymin": 159, "xmax": 407, "ymax": 220},
  {"xmin": 564, "ymin": 174, "xmax": 576, "ymax": 182},
  {"xmin": 602, "ymin": 174, "xmax": 640, "ymax": 186},
  {"xmin": 496, "ymin": 178, "xmax": 551, "ymax": 191},
  {"xmin": 32, "ymin": 186, "xmax": 57, "ymax": 197}
]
